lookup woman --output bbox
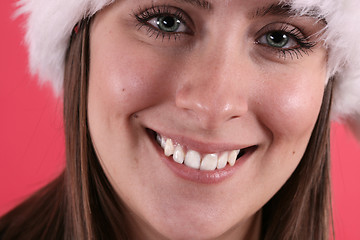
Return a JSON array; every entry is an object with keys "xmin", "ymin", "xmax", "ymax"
[{"xmin": 1, "ymin": 0, "xmax": 359, "ymax": 239}]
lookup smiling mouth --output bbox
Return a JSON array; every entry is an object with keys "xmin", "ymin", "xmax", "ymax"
[{"xmin": 148, "ymin": 129, "xmax": 256, "ymax": 171}]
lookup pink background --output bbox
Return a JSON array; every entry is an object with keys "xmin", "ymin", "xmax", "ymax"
[{"xmin": 1, "ymin": 1, "xmax": 359, "ymax": 238}]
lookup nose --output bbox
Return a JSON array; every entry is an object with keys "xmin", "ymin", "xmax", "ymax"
[{"xmin": 175, "ymin": 48, "xmax": 249, "ymax": 130}]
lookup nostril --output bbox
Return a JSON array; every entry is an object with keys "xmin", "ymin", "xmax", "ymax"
[
  {"xmin": 230, "ymin": 115, "xmax": 241, "ymax": 120},
  {"xmin": 175, "ymin": 80, "xmax": 248, "ymax": 129}
]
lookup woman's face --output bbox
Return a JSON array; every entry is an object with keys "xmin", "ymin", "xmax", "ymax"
[{"xmin": 88, "ymin": 0, "xmax": 327, "ymax": 239}]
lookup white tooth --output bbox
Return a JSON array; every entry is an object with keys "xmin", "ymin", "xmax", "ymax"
[
  {"xmin": 228, "ymin": 150, "xmax": 239, "ymax": 166},
  {"xmin": 156, "ymin": 134, "xmax": 166, "ymax": 149},
  {"xmin": 161, "ymin": 137, "xmax": 166, "ymax": 148},
  {"xmin": 200, "ymin": 154, "xmax": 218, "ymax": 171},
  {"xmin": 173, "ymin": 145, "xmax": 185, "ymax": 164},
  {"xmin": 184, "ymin": 150, "xmax": 201, "ymax": 169},
  {"xmin": 156, "ymin": 134, "xmax": 162, "ymax": 146},
  {"xmin": 164, "ymin": 139, "xmax": 175, "ymax": 156},
  {"xmin": 217, "ymin": 152, "xmax": 228, "ymax": 169}
]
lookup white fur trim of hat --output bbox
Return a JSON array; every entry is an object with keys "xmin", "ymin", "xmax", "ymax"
[{"xmin": 16, "ymin": 0, "xmax": 360, "ymax": 139}]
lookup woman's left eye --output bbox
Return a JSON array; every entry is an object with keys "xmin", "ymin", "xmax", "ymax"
[
  {"xmin": 254, "ymin": 24, "xmax": 317, "ymax": 59},
  {"xmin": 148, "ymin": 15, "xmax": 188, "ymax": 33},
  {"xmin": 257, "ymin": 31, "xmax": 297, "ymax": 49}
]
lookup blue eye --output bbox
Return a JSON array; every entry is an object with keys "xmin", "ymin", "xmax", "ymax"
[
  {"xmin": 134, "ymin": 5, "xmax": 193, "ymax": 41},
  {"xmin": 258, "ymin": 31, "xmax": 297, "ymax": 49},
  {"xmin": 255, "ymin": 23, "xmax": 318, "ymax": 60},
  {"xmin": 148, "ymin": 15, "xmax": 188, "ymax": 33}
]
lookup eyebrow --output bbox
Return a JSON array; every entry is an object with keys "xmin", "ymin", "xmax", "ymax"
[
  {"xmin": 165, "ymin": 1, "xmax": 323, "ymax": 20},
  {"xmin": 251, "ymin": 3, "xmax": 322, "ymax": 19},
  {"xmin": 173, "ymin": 0, "xmax": 212, "ymax": 10}
]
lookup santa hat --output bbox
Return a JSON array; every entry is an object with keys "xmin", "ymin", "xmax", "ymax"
[{"xmin": 15, "ymin": 0, "xmax": 360, "ymax": 139}]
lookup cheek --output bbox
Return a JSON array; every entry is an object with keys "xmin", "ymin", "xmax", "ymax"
[
  {"xmin": 88, "ymin": 33, "xmax": 175, "ymax": 118},
  {"xmin": 255, "ymin": 69, "xmax": 326, "ymax": 143}
]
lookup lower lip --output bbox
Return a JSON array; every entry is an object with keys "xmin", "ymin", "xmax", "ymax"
[{"xmin": 148, "ymin": 131, "xmax": 255, "ymax": 184}]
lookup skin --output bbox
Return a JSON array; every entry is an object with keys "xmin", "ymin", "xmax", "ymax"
[{"xmin": 87, "ymin": 0, "xmax": 327, "ymax": 239}]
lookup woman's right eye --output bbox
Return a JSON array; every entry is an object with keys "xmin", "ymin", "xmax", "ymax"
[
  {"xmin": 134, "ymin": 6, "xmax": 194, "ymax": 41},
  {"xmin": 147, "ymin": 15, "xmax": 189, "ymax": 33}
]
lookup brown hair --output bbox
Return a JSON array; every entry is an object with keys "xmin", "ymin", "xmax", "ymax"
[
  {"xmin": 0, "ymin": 18, "xmax": 334, "ymax": 239},
  {"xmin": 62, "ymin": 18, "xmax": 133, "ymax": 240},
  {"xmin": 262, "ymin": 77, "xmax": 334, "ymax": 239}
]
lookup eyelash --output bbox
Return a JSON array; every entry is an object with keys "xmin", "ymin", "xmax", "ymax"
[
  {"xmin": 255, "ymin": 24, "xmax": 317, "ymax": 60},
  {"xmin": 133, "ymin": 6, "xmax": 317, "ymax": 59},
  {"xmin": 133, "ymin": 5, "xmax": 193, "ymax": 41}
]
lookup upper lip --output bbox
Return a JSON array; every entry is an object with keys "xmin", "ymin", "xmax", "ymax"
[{"xmin": 149, "ymin": 128, "xmax": 257, "ymax": 154}]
